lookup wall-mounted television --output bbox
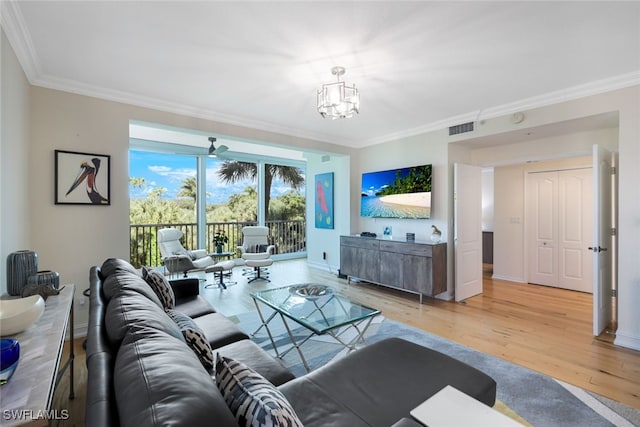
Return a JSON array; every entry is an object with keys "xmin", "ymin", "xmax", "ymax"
[{"xmin": 360, "ymin": 164, "xmax": 432, "ymax": 219}]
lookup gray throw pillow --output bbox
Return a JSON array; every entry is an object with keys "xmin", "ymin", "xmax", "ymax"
[
  {"xmin": 246, "ymin": 244, "xmax": 269, "ymax": 253},
  {"xmin": 166, "ymin": 309, "xmax": 214, "ymax": 370},
  {"xmin": 215, "ymin": 354, "xmax": 303, "ymax": 427}
]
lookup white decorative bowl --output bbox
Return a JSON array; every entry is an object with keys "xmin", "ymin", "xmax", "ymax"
[
  {"xmin": 290, "ymin": 284, "xmax": 334, "ymax": 300},
  {"xmin": 0, "ymin": 295, "xmax": 45, "ymax": 336}
]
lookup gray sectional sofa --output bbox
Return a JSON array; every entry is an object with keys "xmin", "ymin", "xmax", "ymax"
[{"xmin": 86, "ymin": 258, "xmax": 497, "ymax": 427}]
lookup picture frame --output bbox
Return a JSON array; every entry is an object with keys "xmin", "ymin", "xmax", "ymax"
[
  {"xmin": 315, "ymin": 172, "xmax": 334, "ymax": 229},
  {"xmin": 55, "ymin": 149, "xmax": 111, "ymax": 205}
]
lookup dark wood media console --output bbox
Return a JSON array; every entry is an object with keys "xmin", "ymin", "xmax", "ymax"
[{"xmin": 340, "ymin": 235, "xmax": 447, "ymax": 303}]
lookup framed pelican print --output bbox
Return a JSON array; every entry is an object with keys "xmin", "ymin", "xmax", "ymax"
[{"xmin": 55, "ymin": 150, "xmax": 111, "ymax": 205}]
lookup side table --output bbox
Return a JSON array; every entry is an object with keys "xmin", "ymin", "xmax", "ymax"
[
  {"xmin": 410, "ymin": 385, "xmax": 521, "ymax": 426},
  {"xmin": 208, "ymin": 251, "xmax": 235, "ymax": 260},
  {"xmin": 1, "ymin": 284, "xmax": 75, "ymax": 426}
]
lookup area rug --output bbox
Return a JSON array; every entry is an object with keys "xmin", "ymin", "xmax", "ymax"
[{"xmin": 229, "ymin": 310, "xmax": 640, "ymax": 427}]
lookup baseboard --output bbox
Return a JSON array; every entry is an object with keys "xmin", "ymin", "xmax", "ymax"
[
  {"xmin": 306, "ymin": 260, "xmax": 339, "ymax": 274},
  {"xmin": 438, "ymin": 292, "xmax": 454, "ymax": 301},
  {"xmin": 614, "ymin": 330, "xmax": 640, "ymax": 352},
  {"xmin": 68, "ymin": 322, "xmax": 88, "ymax": 340},
  {"xmin": 491, "ymin": 274, "xmax": 526, "ymax": 283}
]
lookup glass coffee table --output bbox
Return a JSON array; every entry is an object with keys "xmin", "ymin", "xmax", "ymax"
[{"xmin": 250, "ymin": 284, "xmax": 381, "ymax": 371}]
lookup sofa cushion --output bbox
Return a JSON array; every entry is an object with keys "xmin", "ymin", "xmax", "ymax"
[
  {"xmin": 142, "ymin": 266, "xmax": 175, "ymax": 310},
  {"xmin": 192, "ymin": 313, "xmax": 249, "ymax": 349},
  {"xmin": 105, "ymin": 289, "xmax": 183, "ymax": 347},
  {"xmin": 216, "ymin": 339, "xmax": 294, "ymax": 386},
  {"xmin": 100, "ymin": 258, "xmax": 141, "ymax": 279},
  {"xmin": 166, "ymin": 309, "xmax": 214, "ymax": 369},
  {"xmin": 175, "ymin": 295, "xmax": 216, "ymax": 318},
  {"xmin": 215, "ymin": 354, "xmax": 303, "ymax": 427},
  {"xmin": 114, "ymin": 325, "xmax": 237, "ymax": 427},
  {"xmin": 102, "ymin": 270, "xmax": 163, "ymax": 308},
  {"xmin": 280, "ymin": 338, "xmax": 496, "ymax": 427}
]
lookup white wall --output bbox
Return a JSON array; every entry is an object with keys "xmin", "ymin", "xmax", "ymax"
[
  {"xmin": 305, "ymin": 153, "xmax": 350, "ymax": 272},
  {"xmin": 1, "ymin": 30, "xmax": 31, "ymax": 295},
  {"xmin": 614, "ymin": 91, "xmax": 640, "ymax": 351},
  {"xmin": 481, "ymin": 169, "xmax": 494, "ymax": 232},
  {"xmin": 471, "ymin": 127, "xmax": 619, "ymax": 166},
  {"xmin": 353, "ymin": 132, "xmax": 449, "ymax": 242},
  {"xmin": 492, "ymin": 165, "xmax": 526, "ymax": 282}
]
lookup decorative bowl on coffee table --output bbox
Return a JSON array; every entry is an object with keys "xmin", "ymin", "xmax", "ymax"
[{"xmin": 290, "ymin": 284, "xmax": 334, "ymax": 300}]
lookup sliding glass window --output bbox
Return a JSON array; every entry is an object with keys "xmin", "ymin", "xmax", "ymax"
[{"xmin": 129, "ymin": 148, "xmax": 306, "ymax": 267}]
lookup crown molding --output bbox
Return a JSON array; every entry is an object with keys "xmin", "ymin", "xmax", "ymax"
[
  {"xmin": 27, "ymin": 68, "xmax": 640, "ymax": 150},
  {"xmin": 1, "ymin": 0, "xmax": 41, "ymax": 80},
  {"xmin": 478, "ymin": 71, "xmax": 640, "ymax": 120},
  {"xmin": 33, "ymin": 73, "xmax": 360, "ymax": 147},
  {"xmin": 362, "ymin": 71, "xmax": 640, "ymax": 147}
]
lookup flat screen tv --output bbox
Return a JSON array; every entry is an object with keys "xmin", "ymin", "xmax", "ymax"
[{"xmin": 360, "ymin": 164, "xmax": 432, "ymax": 219}]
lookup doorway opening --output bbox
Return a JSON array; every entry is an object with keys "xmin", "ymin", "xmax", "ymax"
[{"xmin": 452, "ymin": 112, "xmax": 619, "ymax": 338}]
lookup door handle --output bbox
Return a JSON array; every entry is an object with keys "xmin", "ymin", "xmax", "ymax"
[{"xmin": 588, "ymin": 246, "xmax": 608, "ymax": 253}]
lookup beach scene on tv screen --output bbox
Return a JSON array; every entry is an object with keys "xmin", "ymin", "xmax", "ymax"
[{"xmin": 361, "ymin": 165, "xmax": 432, "ymax": 218}]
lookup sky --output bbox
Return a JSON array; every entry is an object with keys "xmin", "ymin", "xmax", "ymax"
[
  {"xmin": 129, "ymin": 150, "xmax": 305, "ymax": 203},
  {"xmin": 361, "ymin": 165, "xmax": 431, "ymax": 196},
  {"xmin": 361, "ymin": 167, "xmax": 410, "ymax": 196}
]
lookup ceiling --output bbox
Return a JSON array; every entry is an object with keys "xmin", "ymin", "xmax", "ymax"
[{"xmin": 2, "ymin": 1, "xmax": 639, "ymax": 148}]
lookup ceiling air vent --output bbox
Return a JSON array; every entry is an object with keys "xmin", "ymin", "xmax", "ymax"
[{"xmin": 449, "ymin": 122, "xmax": 474, "ymax": 136}]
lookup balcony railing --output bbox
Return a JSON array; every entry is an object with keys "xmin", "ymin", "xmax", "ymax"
[{"xmin": 130, "ymin": 220, "xmax": 306, "ymax": 268}]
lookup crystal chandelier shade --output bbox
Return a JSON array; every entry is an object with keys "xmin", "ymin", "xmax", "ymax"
[{"xmin": 317, "ymin": 66, "xmax": 360, "ymax": 119}]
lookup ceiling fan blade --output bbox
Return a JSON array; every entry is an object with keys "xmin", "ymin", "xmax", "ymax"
[
  {"xmin": 215, "ymin": 150, "xmax": 232, "ymax": 160},
  {"xmin": 215, "ymin": 145, "xmax": 229, "ymax": 155}
]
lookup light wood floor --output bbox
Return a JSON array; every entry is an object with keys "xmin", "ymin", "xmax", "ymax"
[{"xmin": 52, "ymin": 258, "xmax": 640, "ymax": 425}]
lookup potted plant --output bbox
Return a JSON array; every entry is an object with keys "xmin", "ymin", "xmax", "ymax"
[{"xmin": 213, "ymin": 230, "xmax": 229, "ymax": 253}]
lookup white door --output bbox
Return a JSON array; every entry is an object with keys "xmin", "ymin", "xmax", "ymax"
[
  {"xmin": 526, "ymin": 169, "xmax": 592, "ymax": 292},
  {"xmin": 558, "ymin": 169, "xmax": 593, "ymax": 292},
  {"xmin": 592, "ymin": 145, "xmax": 613, "ymax": 336},
  {"xmin": 454, "ymin": 163, "xmax": 483, "ymax": 302},
  {"xmin": 527, "ymin": 172, "xmax": 558, "ymax": 287}
]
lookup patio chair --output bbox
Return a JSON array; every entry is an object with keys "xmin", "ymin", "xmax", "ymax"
[
  {"xmin": 157, "ymin": 228, "xmax": 234, "ymax": 287},
  {"xmin": 237, "ymin": 226, "xmax": 275, "ymax": 282}
]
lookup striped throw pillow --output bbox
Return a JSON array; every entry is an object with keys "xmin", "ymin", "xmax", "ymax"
[
  {"xmin": 166, "ymin": 309, "xmax": 214, "ymax": 370},
  {"xmin": 215, "ymin": 354, "xmax": 303, "ymax": 427},
  {"xmin": 142, "ymin": 266, "xmax": 175, "ymax": 310}
]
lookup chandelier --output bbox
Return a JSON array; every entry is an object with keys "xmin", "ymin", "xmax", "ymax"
[{"xmin": 317, "ymin": 66, "xmax": 360, "ymax": 119}]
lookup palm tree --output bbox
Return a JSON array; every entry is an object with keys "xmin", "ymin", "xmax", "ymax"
[
  {"xmin": 177, "ymin": 176, "xmax": 197, "ymax": 202},
  {"xmin": 177, "ymin": 176, "xmax": 213, "ymax": 220},
  {"xmin": 217, "ymin": 161, "xmax": 304, "ymax": 218}
]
